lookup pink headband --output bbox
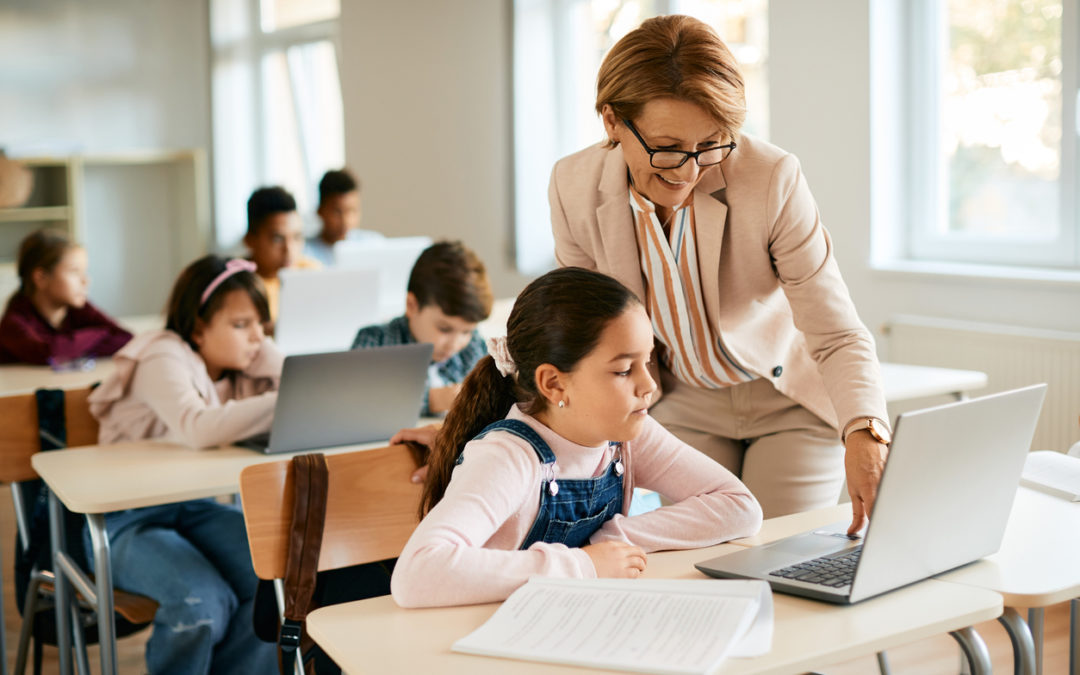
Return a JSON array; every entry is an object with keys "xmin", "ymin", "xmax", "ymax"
[{"xmin": 200, "ymin": 259, "xmax": 257, "ymax": 306}]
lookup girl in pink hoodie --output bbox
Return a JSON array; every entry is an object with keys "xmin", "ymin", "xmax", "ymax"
[
  {"xmin": 87, "ymin": 255, "xmax": 279, "ymax": 674},
  {"xmin": 391, "ymin": 267, "xmax": 762, "ymax": 608}
]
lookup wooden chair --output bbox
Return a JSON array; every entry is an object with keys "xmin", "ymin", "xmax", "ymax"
[
  {"xmin": 0, "ymin": 388, "xmax": 158, "ymax": 675},
  {"xmin": 239, "ymin": 444, "xmax": 424, "ymax": 672}
]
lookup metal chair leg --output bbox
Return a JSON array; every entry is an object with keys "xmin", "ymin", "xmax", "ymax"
[
  {"xmin": 69, "ymin": 605, "xmax": 90, "ymax": 675},
  {"xmin": 15, "ymin": 575, "xmax": 45, "ymax": 675}
]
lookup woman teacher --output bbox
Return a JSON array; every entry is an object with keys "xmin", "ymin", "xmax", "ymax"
[{"xmin": 549, "ymin": 15, "xmax": 889, "ymax": 531}]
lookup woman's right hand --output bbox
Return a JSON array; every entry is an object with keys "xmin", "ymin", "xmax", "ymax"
[{"xmin": 582, "ymin": 541, "xmax": 648, "ymax": 578}]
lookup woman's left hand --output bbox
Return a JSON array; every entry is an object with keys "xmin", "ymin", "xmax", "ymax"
[{"xmin": 844, "ymin": 431, "xmax": 889, "ymax": 535}]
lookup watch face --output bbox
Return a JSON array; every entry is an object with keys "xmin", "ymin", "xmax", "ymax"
[{"xmin": 867, "ymin": 418, "xmax": 890, "ymax": 444}]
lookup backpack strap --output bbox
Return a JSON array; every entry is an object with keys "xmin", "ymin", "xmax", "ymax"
[
  {"xmin": 278, "ymin": 453, "xmax": 329, "ymax": 675},
  {"xmin": 18, "ymin": 390, "xmax": 68, "ymax": 586}
]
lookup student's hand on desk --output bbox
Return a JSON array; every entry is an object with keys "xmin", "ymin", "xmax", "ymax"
[
  {"xmin": 391, "ymin": 424, "xmax": 440, "ymax": 448},
  {"xmin": 844, "ymin": 430, "xmax": 889, "ymax": 535},
  {"xmin": 583, "ymin": 541, "xmax": 647, "ymax": 578},
  {"xmin": 427, "ymin": 384, "xmax": 462, "ymax": 414},
  {"xmin": 391, "ymin": 424, "xmax": 441, "ymax": 483}
]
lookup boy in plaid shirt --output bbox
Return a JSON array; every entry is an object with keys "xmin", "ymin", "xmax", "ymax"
[{"xmin": 352, "ymin": 241, "xmax": 493, "ymax": 415}]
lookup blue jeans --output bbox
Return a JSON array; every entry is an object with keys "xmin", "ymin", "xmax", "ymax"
[{"xmin": 87, "ymin": 499, "xmax": 277, "ymax": 675}]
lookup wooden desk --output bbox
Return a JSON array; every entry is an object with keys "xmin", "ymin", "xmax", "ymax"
[
  {"xmin": 307, "ymin": 542, "xmax": 1001, "ymax": 674},
  {"xmin": 937, "ymin": 487, "xmax": 1080, "ymax": 675},
  {"xmin": 879, "ymin": 362, "xmax": 987, "ymax": 402},
  {"xmin": 116, "ymin": 313, "xmax": 164, "ymax": 335},
  {"xmin": 0, "ymin": 360, "xmax": 115, "ymax": 396},
  {"xmin": 32, "ymin": 435, "xmax": 425, "ymax": 675}
]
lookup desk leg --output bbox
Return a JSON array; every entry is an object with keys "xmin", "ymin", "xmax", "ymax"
[
  {"xmin": 1028, "ymin": 607, "xmax": 1044, "ymax": 674},
  {"xmin": 0, "ymin": 529, "xmax": 8, "ymax": 675},
  {"xmin": 951, "ymin": 626, "xmax": 991, "ymax": 675},
  {"xmin": 86, "ymin": 514, "xmax": 117, "ymax": 675},
  {"xmin": 47, "ymin": 490, "xmax": 73, "ymax": 675},
  {"xmin": 1070, "ymin": 598, "xmax": 1078, "ymax": 675},
  {"xmin": 1000, "ymin": 607, "xmax": 1037, "ymax": 675}
]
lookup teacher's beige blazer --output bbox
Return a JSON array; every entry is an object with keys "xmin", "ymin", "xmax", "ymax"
[{"xmin": 548, "ymin": 134, "xmax": 887, "ymax": 431}]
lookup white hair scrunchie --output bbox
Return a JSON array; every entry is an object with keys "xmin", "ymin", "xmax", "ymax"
[{"xmin": 487, "ymin": 336, "xmax": 517, "ymax": 378}]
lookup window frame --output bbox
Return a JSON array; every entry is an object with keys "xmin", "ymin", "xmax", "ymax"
[
  {"xmin": 511, "ymin": 0, "xmax": 768, "ymax": 274},
  {"xmin": 210, "ymin": 0, "xmax": 343, "ymax": 247},
  {"xmin": 904, "ymin": 0, "xmax": 1080, "ymax": 269}
]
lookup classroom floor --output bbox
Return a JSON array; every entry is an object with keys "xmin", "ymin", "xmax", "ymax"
[{"xmin": 0, "ymin": 482, "xmax": 1070, "ymax": 673}]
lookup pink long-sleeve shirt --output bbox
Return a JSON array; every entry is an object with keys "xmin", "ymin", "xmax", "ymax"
[
  {"xmin": 87, "ymin": 329, "xmax": 283, "ymax": 448},
  {"xmin": 391, "ymin": 405, "xmax": 763, "ymax": 608}
]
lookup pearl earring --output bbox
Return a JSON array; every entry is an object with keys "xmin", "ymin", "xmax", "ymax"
[{"xmin": 558, "ymin": 400, "xmax": 565, "ymax": 408}]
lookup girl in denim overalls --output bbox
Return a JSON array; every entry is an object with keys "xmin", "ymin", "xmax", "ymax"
[{"xmin": 391, "ymin": 268, "xmax": 762, "ymax": 608}]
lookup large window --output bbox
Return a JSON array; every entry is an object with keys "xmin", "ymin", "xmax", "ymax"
[
  {"xmin": 907, "ymin": 0, "xmax": 1078, "ymax": 268},
  {"xmin": 210, "ymin": 0, "xmax": 344, "ymax": 248},
  {"xmin": 513, "ymin": 0, "xmax": 768, "ymax": 274}
]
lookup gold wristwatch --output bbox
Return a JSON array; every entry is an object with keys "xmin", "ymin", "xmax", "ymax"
[{"xmin": 843, "ymin": 417, "xmax": 891, "ymax": 446}]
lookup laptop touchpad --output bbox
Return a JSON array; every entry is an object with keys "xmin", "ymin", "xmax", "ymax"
[{"xmin": 765, "ymin": 532, "xmax": 853, "ymax": 558}]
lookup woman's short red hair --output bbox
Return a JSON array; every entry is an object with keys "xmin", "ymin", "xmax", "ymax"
[{"xmin": 596, "ymin": 15, "xmax": 746, "ymax": 144}]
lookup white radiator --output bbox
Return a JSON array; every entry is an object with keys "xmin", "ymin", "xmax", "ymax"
[{"xmin": 884, "ymin": 314, "xmax": 1080, "ymax": 452}]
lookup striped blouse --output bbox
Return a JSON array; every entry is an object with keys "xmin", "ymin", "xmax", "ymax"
[{"xmin": 629, "ymin": 185, "xmax": 755, "ymax": 389}]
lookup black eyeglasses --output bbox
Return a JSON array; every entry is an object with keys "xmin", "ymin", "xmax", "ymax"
[{"xmin": 622, "ymin": 119, "xmax": 736, "ymax": 169}]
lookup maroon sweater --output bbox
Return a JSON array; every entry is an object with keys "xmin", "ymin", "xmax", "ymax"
[{"xmin": 0, "ymin": 294, "xmax": 133, "ymax": 365}]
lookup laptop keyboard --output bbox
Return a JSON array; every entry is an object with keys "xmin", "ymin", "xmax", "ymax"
[{"xmin": 768, "ymin": 546, "xmax": 862, "ymax": 588}]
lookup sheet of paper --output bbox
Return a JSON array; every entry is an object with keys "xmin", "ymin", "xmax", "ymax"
[
  {"xmin": 1020, "ymin": 451, "xmax": 1080, "ymax": 501},
  {"xmin": 453, "ymin": 578, "xmax": 771, "ymax": 675},
  {"xmin": 727, "ymin": 580, "xmax": 773, "ymax": 658}
]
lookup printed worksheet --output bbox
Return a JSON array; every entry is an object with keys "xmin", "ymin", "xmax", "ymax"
[{"xmin": 453, "ymin": 577, "xmax": 772, "ymax": 675}]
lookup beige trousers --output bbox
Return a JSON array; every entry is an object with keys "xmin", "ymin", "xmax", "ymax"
[{"xmin": 650, "ymin": 369, "xmax": 844, "ymax": 519}]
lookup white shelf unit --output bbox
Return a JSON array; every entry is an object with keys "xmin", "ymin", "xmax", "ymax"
[{"xmin": 0, "ymin": 150, "xmax": 210, "ymax": 315}]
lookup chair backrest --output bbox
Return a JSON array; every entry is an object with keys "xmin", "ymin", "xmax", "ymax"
[
  {"xmin": 239, "ymin": 444, "xmax": 424, "ymax": 580},
  {"xmin": 0, "ymin": 387, "xmax": 99, "ymax": 483}
]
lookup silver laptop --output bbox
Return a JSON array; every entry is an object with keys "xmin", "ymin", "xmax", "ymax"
[
  {"xmin": 240, "ymin": 343, "xmax": 433, "ymax": 454},
  {"xmin": 276, "ymin": 267, "xmax": 380, "ymax": 355},
  {"xmin": 334, "ymin": 236, "xmax": 431, "ymax": 319},
  {"xmin": 695, "ymin": 384, "xmax": 1047, "ymax": 604}
]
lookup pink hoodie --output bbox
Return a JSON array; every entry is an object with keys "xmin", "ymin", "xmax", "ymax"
[{"xmin": 88, "ymin": 329, "xmax": 283, "ymax": 448}]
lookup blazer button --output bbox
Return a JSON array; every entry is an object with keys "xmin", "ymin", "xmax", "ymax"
[{"xmin": 772, "ymin": 365, "xmax": 783, "ymax": 377}]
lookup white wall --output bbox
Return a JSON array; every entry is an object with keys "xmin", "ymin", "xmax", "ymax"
[
  {"xmin": 0, "ymin": 0, "xmax": 211, "ymax": 315},
  {"xmin": 0, "ymin": 0, "xmax": 210, "ymax": 155},
  {"xmin": 768, "ymin": 0, "xmax": 1080, "ymax": 341},
  {"xmin": 339, "ymin": 0, "xmax": 531, "ymax": 298}
]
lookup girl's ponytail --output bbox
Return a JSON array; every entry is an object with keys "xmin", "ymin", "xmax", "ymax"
[{"xmin": 420, "ymin": 355, "xmax": 517, "ymax": 515}]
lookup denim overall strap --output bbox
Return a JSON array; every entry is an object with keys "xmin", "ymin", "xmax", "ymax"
[
  {"xmin": 462, "ymin": 420, "xmax": 625, "ymax": 550},
  {"xmin": 456, "ymin": 419, "xmax": 557, "ymax": 467},
  {"xmin": 470, "ymin": 419, "xmax": 557, "ymax": 463}
]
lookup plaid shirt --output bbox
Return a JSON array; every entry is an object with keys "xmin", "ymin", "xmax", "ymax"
[{"xmin": 351, "ymin": 315, "xmax": 487, "ymax": 416}]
